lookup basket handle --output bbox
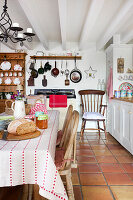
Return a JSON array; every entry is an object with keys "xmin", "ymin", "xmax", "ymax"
[{"xmin": 35, "ymin": 98, "xmax": 43, "ymax": 104}]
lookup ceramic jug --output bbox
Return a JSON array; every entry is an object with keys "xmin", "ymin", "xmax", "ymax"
[{"xmin": 11, "ymin": 100, "xmax": 25, "ymax": 119}]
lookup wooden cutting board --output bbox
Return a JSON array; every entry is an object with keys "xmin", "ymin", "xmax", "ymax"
[{"xmin": 0, "ymin": 130, "xmax": 41, "ymax": 141}]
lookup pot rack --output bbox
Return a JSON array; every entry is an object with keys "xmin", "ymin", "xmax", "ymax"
[{"xmin": 30, "ymin": 55, "xmax": 82, "ymax": 60}]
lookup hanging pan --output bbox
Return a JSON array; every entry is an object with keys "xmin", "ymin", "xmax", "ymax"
[{"xmin": 70, "ymin": 56, "xmax": 82, "ymax": 83}]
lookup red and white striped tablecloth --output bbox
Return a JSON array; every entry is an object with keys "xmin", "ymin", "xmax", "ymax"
[{"xmin": 0, "ymin": 110, "xmax": 68, "ymax": 200}]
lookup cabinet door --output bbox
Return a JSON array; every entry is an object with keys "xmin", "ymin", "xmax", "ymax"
[
  {"xmin": 121, "ymin": 104, "xmax": 133, "ymax": 153},
  {"xmin": 112, "ymin": 101, "xmax": 121, "ymax": 141}
]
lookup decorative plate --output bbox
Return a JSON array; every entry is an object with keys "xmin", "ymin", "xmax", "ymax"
[
  {"xmin": 5, "ymin": 78, "xmax": 12, "ymax": 85},
  {"xmin": 0, "ymin": 78, "xmax": 2, "ymax": 84},
  {"xmin": 14, "ymin": 64, "xmax": 22, "ymax": 71},
  {"xmin": 1, "ymin": 61, "xmax": 11, "ymax": 70},
  {"xmin": 119, "ymin": 82, "xmax": 133, "ymax": 90},
  {"xmin": 13, "ymin": 78, "xmax": 20, "ymax": 85}
]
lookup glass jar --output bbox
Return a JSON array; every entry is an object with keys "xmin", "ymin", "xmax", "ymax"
[
  {"xmin": 35, "ymin": 111, "xmax": 44, "ymax": 127},
  {"xmin": 36, "ymin": 114, "xmax": 48, "ymax": 129}
]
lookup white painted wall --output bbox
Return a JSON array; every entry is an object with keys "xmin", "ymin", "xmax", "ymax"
[{"xmin": 0, "ymin": 42, "xmax": 106, "ymax": 131}]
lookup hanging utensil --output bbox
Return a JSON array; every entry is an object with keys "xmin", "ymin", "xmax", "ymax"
[
  {"xmin": 38, "ymin": 61, "xmax": 44, "ymax": 74},
  {"xmin": 65, "ymin": 74, "xmax": 70, "ymax": 86},
  {"xmin": 70, "ymin": 56, "xmax": 82, "ymax": 83},
  {"xmin": 60, "ymin": 60, "xmax": 64, "ymax": 76},
  {"xmin": 51, "ymin": 61, "xmax": 59, "ymax": 77},
  {"xmin": 64, "ymin": 61, "xmax": 70, "ymax": 76},
  {"xmin": 42, "ymin": 75, "xmax": 47, "ymax": 87},
  {"xmin": 31, "ymin": 60, "xmax": 38, "ymax": 78}
]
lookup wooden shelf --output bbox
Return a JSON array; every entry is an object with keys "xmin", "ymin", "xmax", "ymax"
[
  {"xmin": 0, "ymin": 84, "xmax": 24, "ymax": 86},
  {"xmin": 30, "ymin": 55, "xmax": 82, "ymax": 60},
  {"xmin": 0, "ymin": 70, "xmax": 23, "ymax": 72}
]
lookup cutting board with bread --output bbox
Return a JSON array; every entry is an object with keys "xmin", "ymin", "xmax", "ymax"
[{"xmin": 0, "ymin": 119, "xmax": 41, "ymax": 141}]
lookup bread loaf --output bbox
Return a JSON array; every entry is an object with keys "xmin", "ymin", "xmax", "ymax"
[{"xmin": 7, "ymin": 119, "xmax": 36, "ymax": 135}]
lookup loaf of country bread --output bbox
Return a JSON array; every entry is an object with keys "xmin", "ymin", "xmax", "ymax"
[{"xmin": 7, "ymin": 119, "xmax": 36, "ymax": 135}]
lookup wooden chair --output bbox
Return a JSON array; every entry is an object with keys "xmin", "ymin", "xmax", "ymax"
[
  {"xmin": 56, "ymin": 105, "xmax": 73, "ymax": 146},
  {"xmin": 78, "ymin": 90, "xmax": 107, "ymax": 138},
  {"xmin": 55, "ymin": 110, "xmax": 79, "ymax": 200}
]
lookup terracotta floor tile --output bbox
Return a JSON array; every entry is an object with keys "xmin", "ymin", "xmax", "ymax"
[
  {"xmin": 78, "ymin": 139, "xmax": 88, "ymax": 144},
  {"xmin": 72, "ymin": 173, "xmax": 80, "ymax": 185},
  {"xmin": 80, "ymin": 173, "xmax": 106, "ymax": 185},
  {"xmin": 71, "ymin": 168, "xmax": 78, "ymax": 173},
  {"xmin": 116, "ymin": 155, "xmax": 133, "ymax": 163},
  {"xmin": 107, "ymin": 144, "xmax": 124, "ymax": 150},
  {"xmin": 110, "ymin": 186, "xmax": 133, "ymax": 200},
  {"xmin": 77, "ymin": 156, "xmax": 97, "ymax": 163},
  {"xmin": 82, "ymin": 186, "xmax": 113, "ymax": 200},
  {"xmin": 89, "ymin": 140, "xmax": 105, "ymax": 145},
  {"xmin": 93, "ymin": 150, "xmax": 112, "ymax": 156},
  {"xmin": 96, "ymin": 156, "xmax": 118, "ymax": 163},
  {"xmin": 104, "ymin": 173, "xmax": 133, "ymax": 185},
  {"xmin": 100, "ymin": 163, "xmax": 125, "ymax": 173},
  {"xmin": 91, "ymin": 145, "xmax": 108, "ymax": 150},
  {"xmin": 104, "ymin": 140, "xmax": 120, "ymax": 145},
  {"xmin": 73, "ymin": 186, "xmax": 82, "ymax": 200},
  {"xmin": 86, "ymin": 136, "xmax": 101, "ymax": 140},
  {"xmin": 76, "ymin": 144, "xmax": 91, "ymax": 150},
  {"xmin": 122, "ymin": 163, "xmax": 133, "ymax": 173},
  {"xmin": 78, "ymin": 164, "xmax": 101, "ymax": 173},
  {"xmin": 127, "ymin": 173, "xmax": 133, "ymax": 180},
  {"xmin": 76, "ymin": 149, "xmax": 94, "ymax": 156},
  {"xmin": 111, "ymin": 149, "xmax": 131, "ymax": 156}
]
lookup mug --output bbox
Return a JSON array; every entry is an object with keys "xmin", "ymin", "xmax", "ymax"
[
  {"xmin": 13, "ymin": 72, "xmax": 17, "ymax": 77},
  {"xmin": 0, "ymin": 73, "xmax": 3, "ymax": 77},
  {"xmin": 9, "ymin": 72, "xmax": 12, "ymax": 77},
  {"xmin": 5, "ymin": 72, "xmax": 8, "ymax": 77}
]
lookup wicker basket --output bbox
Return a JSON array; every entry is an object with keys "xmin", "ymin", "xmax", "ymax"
[{"xmin": 5, "ymin": 100, "xmax": 14, "ymax": 115}]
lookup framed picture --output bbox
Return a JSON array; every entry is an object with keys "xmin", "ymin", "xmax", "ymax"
[{"xmin": 117, "ymin": 58, "xmax": 124, "ymax": 73}]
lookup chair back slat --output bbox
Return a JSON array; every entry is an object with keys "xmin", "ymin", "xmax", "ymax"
[
  {"xmin": 62, "ymin": 111, "xmax": 79, "ymax": 168},
  {"xmin": 59, "ymin": 105, "xmax": 73, "ymax": 147},
  {"xmin": 78, "ymin": 90, "xmax": 105, "ymax": 114}
]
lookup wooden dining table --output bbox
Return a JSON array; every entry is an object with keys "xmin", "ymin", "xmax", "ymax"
[{"xmin": 0, "ymin": 110, "xmax": 68, "ymax": 200}]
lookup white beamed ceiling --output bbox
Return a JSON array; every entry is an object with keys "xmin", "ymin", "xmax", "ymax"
[{"xmin": 0, "ymin": 0, "xmax": 133, "ymax": 50}]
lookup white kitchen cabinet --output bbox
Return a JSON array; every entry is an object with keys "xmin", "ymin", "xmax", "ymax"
[
  {"xmin": 111, "ymin": 100, "xmax": 121, "ymax": 142},
  {"xmin": 121, "ymin": 103, "xmax": 133, "ymax": 153},
  {"xmin": 111, "ymin": 99, "xmax": 133, "ymax": 154}
]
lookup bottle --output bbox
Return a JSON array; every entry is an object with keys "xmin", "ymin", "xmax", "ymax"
[
  {"xmin": 101, "ymin": 79, "xmax": 105, "ymax": 91},
  {"xmin": 97, "ymin": 79, "xmax": 101, "ymax": 90}
]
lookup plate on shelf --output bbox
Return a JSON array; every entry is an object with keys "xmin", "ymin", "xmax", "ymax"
[
  {"xmin": 0, "ymin": 78, "xmax": 2, "ymax": 84},
  {"xmin": 13, "ymin": 78, "xmax": 20, "ymax": 85},
  {"xmin": 5, "ymin": 78, "xmax": 12, "ymax": 85},
  {"xmin": 14, "ymin": 64, "xmax": 22, "ymax": 71},
  {"xmin": 1, "ymin": 61, "xmax": 11, "ymax": 70},
  {"xmin": 119, "ymin": 82, "xmax": 133, "ymax": 90}
]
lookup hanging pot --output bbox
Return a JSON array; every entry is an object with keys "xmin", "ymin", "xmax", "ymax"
[
  {"xmin": 29, "ymin": 61, "xmax": 35, "ymax": 70},
  {"xmin": 38, "ymin": 61, "xmax": 44, "ymax": 74},
  {"xmin": 70, "ymin": 56, "xmax": 82, "ymax": 83},
  {"xmin": 51, "ymin": 61, "xmax": 59, "ymax": 77},
  {"xmin": 44, "ymin": 62, "xmax": 51, "ymax": 72},
  {"xmin": 31, "ymin": 62, "xmax": 38, "ymax": 78}
]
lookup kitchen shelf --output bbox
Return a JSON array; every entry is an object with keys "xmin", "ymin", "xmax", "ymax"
[
  {"xmin": 0, "ymin": 70, "xmax": 23, "ymax": 72},
  {"xmin": 0, "ymin": 84, "xmax": 24, "ymax": 86},
  {"xmin": 30, "ymin": 55, "xmax": 82, "ymax": 60}
]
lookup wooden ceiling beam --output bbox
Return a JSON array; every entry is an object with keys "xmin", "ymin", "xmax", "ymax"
[
  {"xmin": 18, "ymin": 0, "xmax": 48, "ymax": 50},
  {"xmin": 58, "ymin": 0, "xmax": 67, "ymax": 50},
  {"xmin": 79, "ymin": 0, "xmax": 104, "ymax": 50},
  {"xmin": 97, "ymin": 0, "xmax": 133, "ymax": 50}
]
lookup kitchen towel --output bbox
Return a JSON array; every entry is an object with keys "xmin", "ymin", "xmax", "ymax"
[
  {"xmin": 107, "ymin": 67, "xmax": 113, "ymax": 101},
  {"xmin": 49, "ymin": 95, "xmax": 67, "ymax": 108}
]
